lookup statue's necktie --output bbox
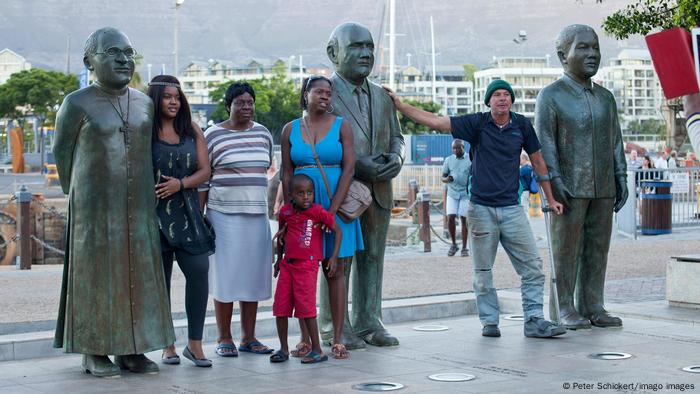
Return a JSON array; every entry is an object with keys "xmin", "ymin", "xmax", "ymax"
[{"xmin": 355, "ymin": 87, "xmax": 371, "ymax": 131}]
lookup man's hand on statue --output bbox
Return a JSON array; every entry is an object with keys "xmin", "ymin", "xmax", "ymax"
[
  {"xmin": 614, "ymin": 176, "xmax": 629, "ymax": 213},
  {"xmin": 155, "ymin": 175, "xmax": 182, "ymax": 199},
  {"xmin": 382, "ymin": 86, "xmax": 402, "ymax": 109},
  {"xmin": 550, "ymin": 177, "xmax": 571, "ymax": 210},
  {"xmin": 377, "ymin": 154, "xmax": 402, "ymax": 180}
]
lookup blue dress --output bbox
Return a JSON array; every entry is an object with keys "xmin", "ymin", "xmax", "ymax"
[{"xmin": 290, "ymin": 116, "xmax": 364, "ymax": 258}]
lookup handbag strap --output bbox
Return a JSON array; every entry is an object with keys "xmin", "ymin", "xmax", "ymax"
[{"xmin": 301, "ymin": 117, "xmax": 334, "ymax": 202}]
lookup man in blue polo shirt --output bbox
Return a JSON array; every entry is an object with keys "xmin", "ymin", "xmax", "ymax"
[{"xmin": 385, "ymin": 80, "xmax": 566, "ymax": 338}]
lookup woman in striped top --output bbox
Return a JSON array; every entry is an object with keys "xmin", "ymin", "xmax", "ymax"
[{"xmin": 200, "ymin": 82, "xmax": 274, "ymax": 356}]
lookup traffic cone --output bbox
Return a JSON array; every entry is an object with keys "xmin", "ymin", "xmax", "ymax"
[{"xmin": 529, "ymin": 192, "xmax": 542, "ymax": 217}]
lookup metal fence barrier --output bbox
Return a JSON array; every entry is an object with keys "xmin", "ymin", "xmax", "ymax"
[
  {"xmin": 392, "ymin": 165, "xmax": 444, "ymax": 200},
  {"xmin": 620, "ymin": 168, "xmax": 700, "ymax": 237}
]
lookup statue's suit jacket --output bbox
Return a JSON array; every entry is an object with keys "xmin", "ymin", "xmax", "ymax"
[{"xmin": 329, "ymin": 73, "xmax": 405, "ymax": 210}]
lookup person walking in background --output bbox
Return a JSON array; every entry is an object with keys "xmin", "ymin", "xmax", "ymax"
[
  {"xmin": 442, "ymin": 139, "xmax": 471, "ymax": 257},
  {"xmin": 200, "ymin": 82, "xmax": 274, "ymax": 357},
  {"xmin": 270, "ymin": 174, "xmax": 342, "ymax": 364},
  {"xmin": 519, "ymin": 152, "xmax": 534, "ymax": 207},
  {"xmin": 148, "ymin": 75, "xmax": 214, "ymax": 367}
]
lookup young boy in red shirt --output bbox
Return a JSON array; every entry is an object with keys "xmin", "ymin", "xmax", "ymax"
[{"xmin": 270, "ymin": 174, "xmax": 342, "ymax": 364}]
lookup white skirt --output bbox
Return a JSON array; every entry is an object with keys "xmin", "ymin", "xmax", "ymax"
[{"xmin": 207, "ymin": 209, "xmax": 272, "ymax": 302}]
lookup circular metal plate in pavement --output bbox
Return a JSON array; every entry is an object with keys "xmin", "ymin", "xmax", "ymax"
[
  {"xmin": 589, "ymin": 352, "xmax": 633, "ymax": 360},
  {"xmin": 352, "ymin": 382, "xmax": 405, "ymax": 391},
  {"xmin": 682, "ymin": 366, "xmax": 700, "ymax": 373},
  {"xmin": 504, "ymin": 314, "xmax": 524, "ymax": 321},
  {"xmin": 428, "ymin": 373, "xmax": 476, "ymax": 382},
  {"xmin": 413, "ymin": 324, "xmax": 449, "ymax": 332}
]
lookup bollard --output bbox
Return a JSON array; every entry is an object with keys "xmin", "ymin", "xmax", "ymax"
[
  {"xmin": 408, "ymin": 179, "xmax": 419, "ymax": 224},
  {"xmin": 417, "ymin": 190, "xmax": 431, "ymax": 252},
  {"xmin": 15, "ymin": 185, "xmax": 32, "ymax": 270}
]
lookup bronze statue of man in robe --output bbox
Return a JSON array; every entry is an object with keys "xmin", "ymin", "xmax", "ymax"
[
  {"xmin": 53, "ymin": 27, "xmax": 175, "ymax": 377},
  {"xmin": 535, "ymin": 24, "xmax": 627, "ymax": 330},
  {"xmin": 319, "ymin": 22, "xmax": 405, "ymax": 348}
]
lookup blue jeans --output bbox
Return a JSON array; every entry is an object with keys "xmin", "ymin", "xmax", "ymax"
[{"xmin": 467, "ymin": 202, "xmax": 545, "ymax": 326}]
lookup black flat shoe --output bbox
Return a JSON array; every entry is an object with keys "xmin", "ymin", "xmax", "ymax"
[{"xmin": 183, "ymin": 347, "xmax": 212, "ymax": 368}]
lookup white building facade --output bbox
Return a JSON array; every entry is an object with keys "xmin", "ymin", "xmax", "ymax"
[
  {"xmin": 473, "ymin": 56, "xmax": 563, "ymax": 119},
  {"xmin": 597, "ymin": 49, "xmax": 664, "ymax": 125},
  {"xmin": 0, "ymin": 48, "xmax": 31, "ymax": 84}
]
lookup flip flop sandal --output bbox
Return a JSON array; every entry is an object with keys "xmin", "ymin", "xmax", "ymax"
[
  {"xmin": 331, "ymin": 343, "xmax": 349, "ymax": 359},
  {"xmin": 301, "ymin": 350, "xmax": 328, "ymax": 364},
  {"xmin": 238, "ymin": 340, "xmax": 273, "ymax": 354},
  {"xmin": 215, "ymin": 342, "xmax": 238, "ymax": 357},
  {"xmin": 269, "ymin": 350, "xmax": 289, "ymax": 363},
  {"xmin": 448, "ymin": 245, "xmax": 458, "ymax": 256},
  {"xmin": 461, "ymin": 248, "xmax": 470, "ymax": 257},
  {"xmin": 290, "ymin": 342, "xmax": 311, "ymax": 358}
]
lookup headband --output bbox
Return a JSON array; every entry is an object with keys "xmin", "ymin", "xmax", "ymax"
[{"xmin": 148, "ymin": 81, "xmax": 181, "ymax": 88}]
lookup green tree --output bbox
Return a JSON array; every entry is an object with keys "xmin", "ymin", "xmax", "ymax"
[
  {"xmin": 462, "ymin": 64, "xmax": 478, "ymax": 82},
  {"xmin": 602, "ymin": 0, "xmax": 700, "ymax": 39},
  {"xmin": 0, "ymin": 68, "xmax": 78, "ymax": 127},
  {"xmin": 208, "ymin": 63, "xmax": 300, "ymax": 143},
  {"xmin": 398, "ymin": 100, "xmax": 443, "ymax": 134},
  {"xmin": 625, "ymin": 119, "xmax": 666, "ymax": 137}
]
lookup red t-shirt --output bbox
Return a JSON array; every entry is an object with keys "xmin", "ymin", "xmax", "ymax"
[{"xmin": 278, "ymin": 203, "xmax": 335, "ymax": 261}]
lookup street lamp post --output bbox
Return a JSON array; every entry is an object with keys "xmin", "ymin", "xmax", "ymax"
[
  {"xmin": 174, "ymin": 0, "xmax": 185, "ymax": 78},
  {"xmin": 288, "ymin": 55, "xmax": 295, "ymax": 80},
  {"xmin": 513, "ymin": 30, "xmax": 527, "ymax": 112}
]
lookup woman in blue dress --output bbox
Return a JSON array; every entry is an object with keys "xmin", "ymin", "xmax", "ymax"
[{"xmin": 280, "ymin": 76, "xmax": 364, "ymax": 359}]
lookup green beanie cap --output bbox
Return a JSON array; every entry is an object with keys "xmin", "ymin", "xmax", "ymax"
[{"xmin": 484, "ymin": 79, "xmax": 515, "ymax": 106}]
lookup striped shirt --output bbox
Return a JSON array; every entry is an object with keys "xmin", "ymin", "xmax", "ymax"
[{"xmin": 201, "ymin": 122, "xmax": 273, "ymax": 214}]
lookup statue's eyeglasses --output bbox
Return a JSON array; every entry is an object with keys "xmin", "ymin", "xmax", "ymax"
[{"xmin": 96, "ymin": 47, "xmax": 137, "ymax": 58}]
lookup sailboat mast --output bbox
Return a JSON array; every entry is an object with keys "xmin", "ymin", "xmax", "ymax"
[{"xmin": 389, "ymin": 0, "xmax": 396, "ymax": 91}]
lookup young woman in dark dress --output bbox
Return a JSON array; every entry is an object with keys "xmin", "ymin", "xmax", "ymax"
[{"xmin": 147, "ymin": 75, "xmax": 215, "ymax": 367}]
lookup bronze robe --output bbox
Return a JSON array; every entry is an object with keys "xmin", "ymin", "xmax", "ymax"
[{"xmin": 53, "ymin": 85, "xmax": 175, "ymax": 355}]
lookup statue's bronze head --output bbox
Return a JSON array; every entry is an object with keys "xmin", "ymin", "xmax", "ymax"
[
  {"xmin": 327, "ymin": 23, "xmax": 375, "ymax": 85},
  {"xmin": 83, "ymin": 27, "xmax": 136, "ymax": 90},
  {"xmin": 556, "ymin": 24, "xmax": 600, "ymax": 81}
]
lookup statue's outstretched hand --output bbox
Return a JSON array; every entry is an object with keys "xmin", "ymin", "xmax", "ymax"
[
  {"xmin": 614, "ymin": 176, "xmax": 628, "ymax": 212},
  {"xmin": 377, "ymin": 153, "xmax": 402, "ymax": 180},
  {"xmin": 355, "ymin": 155, "xmax": 382, "ymax": 182}
]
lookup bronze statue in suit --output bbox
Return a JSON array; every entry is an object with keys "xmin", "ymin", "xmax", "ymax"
[
  {"xmin": 319, "ymin": 22, "xmax": 404, "ymax": 348},
  {"xmin": 535, "ymin": 25, "xmax": 627, "ymax": 329}
]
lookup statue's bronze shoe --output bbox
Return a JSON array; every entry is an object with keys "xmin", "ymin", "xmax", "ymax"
[
  {"xmin": 559, "ymin": 310, "xmax": 592, "ymax": 330},
  {"xmin": 114, "ymin": 354, "xmax": 159, "ymax": 374},
  {"xmin": 82, "ymin": 355, "xmax": 121, "ymax": 378},
  {"xmin": 341, "ymin": 332, "xmax": 367, "ymax": 350},
  {"xmin": 362, "ymin": 329, "xmax": 399, "ymax": 347},
  {"xmin": 588, "ymin": 312, "xmax": 622, "ymax": 327}
]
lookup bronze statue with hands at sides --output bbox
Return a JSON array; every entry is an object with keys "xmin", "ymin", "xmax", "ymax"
[
  {"xmin": 535, "ymin": 24, "xmax": 628, "ymax": 330},
  {"xmin": 319, "ymin": 22, "xmax": 405, "ymax": 349},
  {"xmin": 53, "ymin": 27, "xmax": 175, "ymax": 378}
]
